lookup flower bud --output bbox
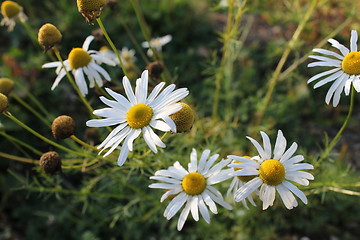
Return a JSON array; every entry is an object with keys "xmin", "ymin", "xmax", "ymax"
[
  {"xmin": 1, "ymin": 1, "xmax": 21, "ymax": 19},
  {"xmin": 146, "ymin": 61, "xmax": 164, "ymax": 79},
  {"xmin": 39, "ymin": 151, "xmax": 62, "ymax": 174},
  {"xmin": 0, "ymin": 78, "xmax": 14, "ymax": 95},
  {"xmin": 51, "ymin": 115, "xmax": 76, "ymax": 139},
  {"xmin": 38, "ymin": 23, "xmax": 62, "ymax": 52},
  {"xmin": 77, "ymin": 0, "xmax": 106, "ymax": 23},
  {"xmin": 0, "ymin": 93, "xmax": 9, "ymax": 114},
  {"xmin": 169, "ymin": 102, "xmax": 195, "ymax": 133}
]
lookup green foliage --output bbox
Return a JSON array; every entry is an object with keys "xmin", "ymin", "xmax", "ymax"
[{"xmin": 1, "ymin": 0, "xmax": 360, "ymax": 239}]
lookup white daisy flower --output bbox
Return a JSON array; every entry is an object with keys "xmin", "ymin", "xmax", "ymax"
[
  {"xmin": 229, "ymin": 130, "xmax": 314, "ymax": 210},
  {"xmin": 149, "ymin": 148, "xmax": 233, "ymax": 231},
  {"xmin": 219, "ymin": 0, "xmax": 241, "ymax": 8},
  {"xmin": 42, "ymin": 35, "xmax": 116, "ymax": 96},
  {"xmin": 1, "ymin": 0, "xmax": 27, "ymax": 31},
  {"xmin": 86, "ymin": 70, "xmax": 189, "ymax": 166},
  {"xmin": 308, "ymin": 30, "xmax": 360, "ymax": 107},
  {"xmin": 227, "ymin": 156, "xmax": 258, "ymax": 209},
  {"xmin": 99, "ymin": 46, "xmax": 136, "ymax": 68},
  {"xmin": 142, "ymin": 34, "xmax": 172, "ymax": 57}
]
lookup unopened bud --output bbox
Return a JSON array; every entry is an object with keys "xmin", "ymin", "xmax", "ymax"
[
  {"xmin": 38, "ymin": 23, "xmax": 62, "ymax": 52},
  {"xmin": 1, "ymin": 1, "xmax": 21, "ymax": 19},
  {"xmin": 0, "ymin": 78, "xmax": 14, "ymax": 95},
  {"xmin": 51, "ymin": 115, "xmax": 76, "ymax": 139},
  {"xmin": 169, "ymin": 102, "xmax": 195, "ymax": 133},
  {"xmin": 0, "ymin": 93, "xmax": 9, "ymax": 114}
]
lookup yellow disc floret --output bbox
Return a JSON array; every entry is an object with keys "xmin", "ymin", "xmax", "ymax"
[
  {"xmin": 182, "ymin": 172, "xmax": 206, "ymax": 195},
  {"xmin": 126, "ymin": 103, "xmax": 153, "ymax": 129},
  {"xmin": 259, "ymin": 159, "xmax": 285, "ymax": 186},
  {"xmin": 77, "ymin": 0, "xmax": 105, "ymax": 12},
  {"xmin": 1, "ymin": 1, "xmax": 21, "ymax": 19},
  {"xmin": 169, "ymin": 102, "xmax": 195, "ymax": 133},
  {"xmin": 233, "ymin": 156, "xmax": 257, "ymax": 182},
  {"xmin": 0, "ymin": 78, "xmax": 14, "ymax": 95},
  {"xmin": 342, "ymin": 52, "xmax": 360, "ymax": 75},
  {"xmin": 68, "ymin": 48, "xmax": 92, "ymax": 70}
]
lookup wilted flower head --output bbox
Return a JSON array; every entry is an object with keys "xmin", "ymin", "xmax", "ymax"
[
  {"xmin": 42, "ymin": 35, "xmax": 116, "ymax": 96},
  {"xmin": 39, "ymin": 151, "xmax": 62, "ymax": 174},
  {"xmin": 0, "ymin": 78, "xmax": 14, "ymax": 95},
  {"xmin": 77, "ymin": 0, "xmax": 106, "ymax": 23},
  {"xmin": 308, "ymin": 30, "xmax": 360, "ymax": 107},
  {"xmin": 146, "ymin": 61, "xmax": 164, "ymax": 79},
  {"xmin": 52, "ymin": 115, "xmax": 76, "ymax": 139},
  {"xmin": 169, "ymin": 102, "xmax": 195, "ymax": 133},
  {"xmin": 142, "ymin": 35, "xmax": 172, "ymax": 57},
  {"xmin": 1, "ymin": 0, "xmax": 27, "ymax": 31},
  {"xmin": 0, "ymin": 93, "xmax": 9, "ymax": 113},
  {"xmin": 38, "ymin": 23, "xmax": 62, "ymax": 52}
]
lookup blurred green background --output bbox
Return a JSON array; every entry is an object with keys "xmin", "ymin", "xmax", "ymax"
[{"xmin": 1, "ymin": 0, "xmax": 360, "ymax": 239}]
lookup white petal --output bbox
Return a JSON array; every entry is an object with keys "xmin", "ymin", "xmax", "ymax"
[
  {"xmin": 260, "ymin": 131, "xmax": 271, "ymax": 159},
  {"xmin": 150, "ymin": 120, "xmax": 171, "ymax": 132},
  {"xmin": 328, "ymin": 38, "xmax": 350, "ymax": 56},
  {"xmin": 282, "ymin": 181, "xmax": 308, "ymax": 204},
  {"xmin": 273, "ymin": 130, "xmax": 287, "ymax": 160},
  {"xmin": 122, "ymin": 76, "xmax": 137, "ymax": 104},
  {"xmin": 198, "ymin": 149, "xmax": 211, "ymax": 173},
  {"xmin": 350, "ymin": 30, "xmax": 358, "ymax": 52},
  {"xmin": 325, "ymin": 73, "xmax": 347, "ymax": 105},
  {"xmin": 312, "ymin": 48, "xmax": 343, "ymax": 60},
  {"xmin": 279, "ymin": 142, "xmax": 298, "ymax": 163},
  {"xmin": 74, "ymin": 69, "xmax": 88, "ymax": 96},
  {"xmin": 105, "ymin": 88, "xmax": 132, "ymax": 109},
  {"xmin": 259, "ymin": 184, "xmax": 276, "ymax": 210},
  {"xmin": 198, "ymin": 197, "xmax": 210, "ymax": 223},
  {"xmin": 277, "ymin": 184, "xmax": 298, "ymax": 210},
  {"xmin": 313, "ymin": 70, "xmax": 344, "ymax": 89},
  {"xmin": 246, "ymin": 136, "xmax": 266, "ymax": 160},
  {"xmin": 189, "ymin": 148, "xmax": 197, "ymax": 173},
  {"xmin": 146, "ymin": 82, "xmax": 165, "ymax": 104},
  {"xmin": 307, "ymin": 67, "xmax": 341, "ymax": 84},
  {"xmin": 177, "ymin": 199, "xmax": 191, "ymax": 231},
  {"xmin": 234, "ymin": 177, "xmax": 262, "ymax": 202},
  {"xmin": 143, "ymin": 126, "xmax": 157, "ymax": 153},
  {"xmin": 190, "ymin": 196, "xmax": 199, "ymax": 221},
  {"xmin": 162, "ymin": 116, "xmax": 177, "ymax": 133},
  {"xmin": 82, "ymin": 35, "xmax": 94, "ymax": 51},
  {"xmin": 51, "ymin": 69, "xmax": 67, "ymax": 90}
]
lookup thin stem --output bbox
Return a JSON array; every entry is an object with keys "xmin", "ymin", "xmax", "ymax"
[
  {"xmin": 0, "ymin": 152, "xmax": 37, "ymax": 164},
  {"xmin": 96, "ymin": 17, "xmax": 128, "ymax": 76},
  {"xmin": 3, "ymin": 111, "xmax": 87, "ymax": 157},
  {"xmin": 14, "ymin": 81, "xmax": 52, "ymax": 117},
  {"xmin": 252, "ymin": 0, "xmax": 318, "ymax": 127},
  {"xmin": 62, "ymin": 158, "xmax": 101, "ymax": 169},
  {"xmin": 120, "ymin": 19, "xmax": 150, "ymax": 64},
  {"xmin": 20, "ymin": 21, "xmax": 40, "ymax": 49},
  {"xmin": 314, "ymin": 87, "xmax": 355, "ymax": 169},
  {"xmin": 52, "ymin": 47, "xmax": 94, "ymax": 115},
  {"xmin": 0, "ymin": 131, "xmax": 43, "ymax": 155},
  {"xmin": 279, "ymin": 16, "xmax": 353, "ymax": 81},
  {"xmin": 71, "ymin": 135, "xmax": 100, "ymax": 152},
  {"xmin": 138, "ymin": 132, "xmax": 168, "ymax": 159},
  {"xmin": 12, "ymin": 94, "xmax": 51, "ymax": 128}
]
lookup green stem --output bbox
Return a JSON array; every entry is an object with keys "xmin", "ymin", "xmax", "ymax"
[
  {"xmin": 20, "ymin": 20, "xmax": 39, "ymax": 49},
  {"xmin": 96, "ymin": 17, "xmax": 128, "ymax": 76},
  {"xmin": 53, "ymin": 47, "xmax": 94, "ymax": 115},
  {"xmin": 120, "ymin": 19, "xmax": 150, "ymax": 65},
  {"xmin": 0, "ymin": 152, "xmax": 37, "ymax": 164},
  {"xmin": 12, "ymin": 94, "xmax": 51, "ymax": 128},
  {"xmin": 0, "ymin": 131, "xmax": 43, "ymax": 156},
  {"xmin": 314, "ymin": 87, "xmax": 355, "ymax": 169},
  {"xmin": 3, "ymin": 112, "xmax": 86, "ymax": 157},
  {"xmin": 253, "ymin": 0, "xmax": 318, "ymax": 127}
]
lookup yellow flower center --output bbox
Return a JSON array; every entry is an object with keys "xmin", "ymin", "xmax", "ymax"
[
  {"xmin": 126, "ymin": 103, "xmax": 153, "ymax": 129},
  {"xmin": 259, "ymin": 159, "xmax": 285, "ymax": 186},
  {"xmin": 99, "ymin": 46, "xmax": 110, "ymax": 52},
  {"xmin": 77, "ymin": 0, "xmax": 106, "ymax": 12},
  {"xmin": 342, "ymin": 51, "xmax": 360, "ymax": 75},
  {"xmin": 68, "ymin": 48, "xmax": 92, "ymax": 70},
  {"xmin": 169, "ymin": 102, "xmax": 195, "ymax": 133},
  {"xmin": 182, "ymin": 172, "xmax": 206, "ymax": 195},
  {"xmin": 1, "ymin": 1, "xmax": 21, "ymax": 19},
  {"xmin": 233, "ymin": 156, "xmax": 257, "ymax": 182}
]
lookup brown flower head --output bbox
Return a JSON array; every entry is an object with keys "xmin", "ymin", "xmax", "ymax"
[
  {"xmin": 52, "ymin": 115, "xmax": 76, "ymax": 139},
  {"xmin": 39, "ymin": 151, "xmax": 62, "ymax": 174}
]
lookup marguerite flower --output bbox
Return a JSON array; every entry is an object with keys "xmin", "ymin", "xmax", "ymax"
[
  {"xmin": 149, "ymin": 148, "xmax": 233, "ymax": 231},
  {"xmin": 1, "ymin": 0, "xmax": 27, "ymax": 31},
  {"xmin": 229, "ymin": 130, "xmax": 314, "ymax": 210},
  {"xmin": 308, "ymin": 30, "xmax": 360, "ymax": 107},
  {"xmin": 86, "ymin": 70, "xmax": 189, "ymax": 166},
  {"xmin": 142, "ymin": 35, "xmax": 172, "ymax": 57},
  {"xmin": 99, "ymin": 46, "xmax": 137, "ymax": 68},
  {"xmin": 227, "ymin": 156, "xmax": 257, "ymax": 209},
  {"xmin": 42, "ymin": 35, "xmax": 116, "ymax": 96}
]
